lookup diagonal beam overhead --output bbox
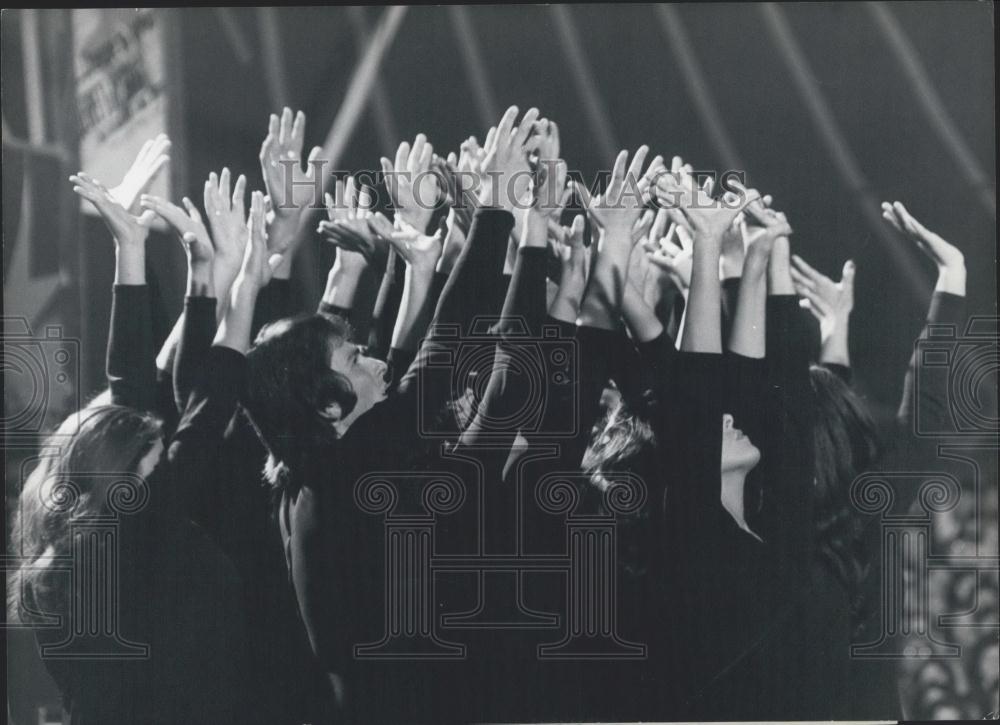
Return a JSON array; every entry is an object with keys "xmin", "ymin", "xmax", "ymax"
[
  {"xmin": 548, "ymin": 4, "xmax": 618, "ymax": 162},
  {"xmin": 653, "ymin": 4, "xmax": 743, "ymax": 172},
  {"xmin": 761, "ymin": 3, "xmax": 930, "ymax": 303},
  {"xmin": 447, "ymin": 6, "xmax": 500, "ymax": 134},
  {"xmin": 867, "ymin": 2, "xmax": 995, "ymax": 218}
]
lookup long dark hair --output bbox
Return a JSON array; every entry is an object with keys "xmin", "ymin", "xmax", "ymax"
[
  {"xmin": 809, "ymin": 365, "xmax": 880, "ymax": 628},
  {"xmin": 7, "ymin": 406, "xmax": 162, "ymax": 623},
  {"xmin": 243, "ymin": 313, "xmax": 358, "ymax": 492}
]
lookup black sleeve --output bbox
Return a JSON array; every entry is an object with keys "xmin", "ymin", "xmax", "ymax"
[
  {"xmin": 459, "ymin": 246, "xmax": 548, "ymax": 448},
  {"xmin": 251, "ymin": 279, "xmax": 292, "ymax": 338},
  {"xmin": 653, "ymin": 351, "xmax": 782, "ymax": 701},
  {"xmin": 387, "ymin": 346, "xmax": 416, "ymax": 388},
  {"xmin": 656, "ymin": 351, "xmax": 729, "ymax": 516},
  {"xmin": 366, "ymin": 248, "xmax": 406, "ymax": 360},
  {"xmin": 317, "ymin": 301, "xmax": 352, "ymax": 323},
  {"xmin": 576, "ymin": 325, "xmax": 624, "ymax": 414},
  {"xmin": 897, "ymin": 291, "xmax": 967, "ymax": 428},
  {"xmin": 820, "ymin": 362, "xmax": 852, "ymax": 385},
  {"xmin": 155, "ymin": 369, "xmax": 179, "ymax": 433},
  {"xmin": 172, "ymin": 296, "xmax": 217, "ymax": 413},
  {"xmin": 165, "ymin": 345, "xmax": 246, "ymax": 537},
  {"xmin": 107, "ymin": 284, "xmax": 157, "ymax": 411},
  {"xmin": 427, "ymin": 271, "xmax": 450, "ymax": 326},
  {"xmin": 396, "ymin": 208, "xmax": 514, "ymax": 414},
  {"xmin": 757, "ymin": 295, "xmax": 816, "ymax": 583},
  {"xmin": 721, "ymin": 277, "xmax": 741, "ymax": 347}
]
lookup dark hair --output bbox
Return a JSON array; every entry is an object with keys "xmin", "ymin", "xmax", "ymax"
[
  {"xmin": 243, "ymin": 313, "xmax": 358, "ymax": 492},
  {"xmin": 583, "ymin": 399, "xmax": 657, "ymax": 486},
  {"xmin": 582, "ymin": 398, "xmax": 660, "ymax": 579},
  {"xmin": 809, "ymin": 365, "xmax": 880, "ymax": 629},
  {"xmin": 8, "ymin": 406, "xmax": 162, "ymax": 624}
]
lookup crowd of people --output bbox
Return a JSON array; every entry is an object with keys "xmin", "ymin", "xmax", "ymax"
[{"xmin": 8, "ymin": 105, "xmax": 971, "ymax": 723}]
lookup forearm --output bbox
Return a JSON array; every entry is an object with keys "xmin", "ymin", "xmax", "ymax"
[
  {"xmin": 114, "ymin": 244, "xmax": 146, "ymax": 286},
  {"xmin": 767, "ymin": 238, "xmax": 795, "ymax": 296},
  {"xmin": 391, "ymin": 266, "xmax": 436, "ymax": 352},
  {"xmin": 935, "ymin": 261, "xmax": 966, "ymax": 296},
  {"xmin": 819, "ymin": 322, "xmax": 851, "ymax": 368},
  {"xmin": 214, "ymin": 279, "xmax": 259, "ymax": 354},
  {"xmin": 106, "ymin": 284, "xmax": 156, "ymax": 409},
  {"xmin": 727, "ymin": 260, "xmax": 767, "ymax": 359},
  {"xmin": 898, "ymin": 290, "xmax": 967, "ymax": 426},
  {"xmin": 682, "ymin": 234, "xmax": 723, "ymax": 352},
  {"xmin": 267, "ymin": 213, "xmax": 302, "ymax": 281},
  {"xmin": 367, "ymin": 249, "xmax": 406, "ymax": 360},
  {"xmin": 186, "ymin": 259, "xmax": 214, "ymax": 299},
  {"xmin": 549, "ymin": 280, "xmax": 584, "ymax": 324},
  {"xmin": 321, "ymin": 256, "xmax": 366, "ymax": 313},
  {"xmin": 622, "ymin": 281, "xmax": 664, "ymax": 343},
  {"xmin": 578, "ymin": 228, "xmax": 630, "ymax": 330},
  {"xmin": 173, "ymin": 296, "xmax": 217, "ymax": 412}
]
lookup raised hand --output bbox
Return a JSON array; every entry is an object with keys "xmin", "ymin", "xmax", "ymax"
[
  {"xmin": 259, "ymin": 108, "xmax": 323, "ymax": 222},
  {"xmin": 318, "ymin": 175, "xmax": 388, "ymax": 267},
  {"xmin": 721, "ymin": 191, "xmax": 775, "ymax": 280},
  {"xmin": 439, "ymin": 208, "xmax": 468, "ymax": 275},
  {"xmin": 239, "ymin": 191, "xmax": 284, "ymax": 291},
  {"xmin": 140, "ymin": 195, "xmax": 214, "ymax": 267},
  {"xmin": 791, "ymin": 255, "xmax": 855, "ymax": 347},
  {"xmin": 520, "ymin": 151, "xmax": 568, "ymax": 249},
  {"xmin": 109, "ymin": 134, "xmax": 171, "ymax": 215},
  {"xmin": 646, "ymin": 219, "xmax": 693, "ymax": 294},
  {"xmin": 655, "ymin": 171, "xmax": 760, "ymax": 243},
  {"xmin": 443, "ymin": 136, "xmax": 486, "ymax": 234},
  {"xmin": 380, "ymin": 134, "xmax": 442, "ymax": 234},
  {"xmin": 71, "ymin": 172, "xmax": 155, "ymax": 285},
  {"xmin": 549, "ymin": 214, "xmax": 590, "ymax": 322},
  {"xmin": 740, "ymin": 203, "xmax": 791, "ymax": 277},
  {"xmin": 214, "ymin": 191, "xmax": 282, "ymax": 354},
  {"xmin": 881, "ymin": 201, "xmax": 966, "ymax": 295},
  {"xmin": 203, "ymin": 168, "xmax": 249, "ymax": 299},
  {"xmin": 582, "ymin": 145, "xmax": 664, "ymax": 240},
  {"xmin": 478, "ymin": 106, "xmax": 541, "ymax": 212},
  {"xmin": 381, "ymin": 218, "xmax": 443, "ymax": 274}
]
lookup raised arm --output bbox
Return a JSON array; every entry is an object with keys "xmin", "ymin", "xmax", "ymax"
[
  {"xmin": 728, "ymin": 205, "xmax": 790, "ymax": 358},
  {"xmin": 881, "ymin": 201, "xmax": 968, "ymax": 428},
  {"xmin": 167, "ymin": 191, "xmax": 281, "ymax": 532},
  {"xmin": 259, "ymin": 108, "xmax": 324, "ymax": 279},
  {"xmin": 655, "ymin": 172, "xmax": 760, "ymax": 353},
  {"xmin": 577, "ymin": 146, "xmax": 664, "ymax": 331},
  {"xmin": 316, "ymin": 177, "xmax": 385, "ymax": 321},
  {"xmin": 459, "ymin": 157, "xmax": 553, "ymax": 447},
  {"xmin": 139, "ymin": 193, "xmax": 220, "ymax": 411},
  {"xmin": 791, "ymin": 255, "xmax": 855, "ymax": 372},
  {"xmin": 71, "ymin": 171, "xmax": 157, "ymax": 411},
  {"xmin": 383, "ymin": 218, "xmax": 444, "ymax": 353}
]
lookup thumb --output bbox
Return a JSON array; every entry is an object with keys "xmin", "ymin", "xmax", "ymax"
[
  {"xmin": 267, "ymin": 253, "xmax": 285, "ymax": 272},
  {"xmin": 841, "ymin": 259, "xmax": 856, "ymax": 284}
]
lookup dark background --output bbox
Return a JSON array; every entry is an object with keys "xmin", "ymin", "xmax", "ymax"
[
  {"xmin": 3, "ymin": 4, "xmax": 996, "ymax": 410},
  {"xmin": 4, "ymin": 3, "xmax": 995, "ymax": 414},
  {"xmin": 2, "ymin": 5, "xmax": 997, "ymax": 721}
]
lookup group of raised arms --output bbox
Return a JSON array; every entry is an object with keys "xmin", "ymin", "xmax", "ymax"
[{"xmin": 9, "ymin": 105, "xmax": 968, "ymax": 724}]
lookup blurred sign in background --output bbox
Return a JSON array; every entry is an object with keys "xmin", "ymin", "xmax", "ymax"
[{"xmin": 73, "ymin": 8, "xmax": 170, "ymax": 214}]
